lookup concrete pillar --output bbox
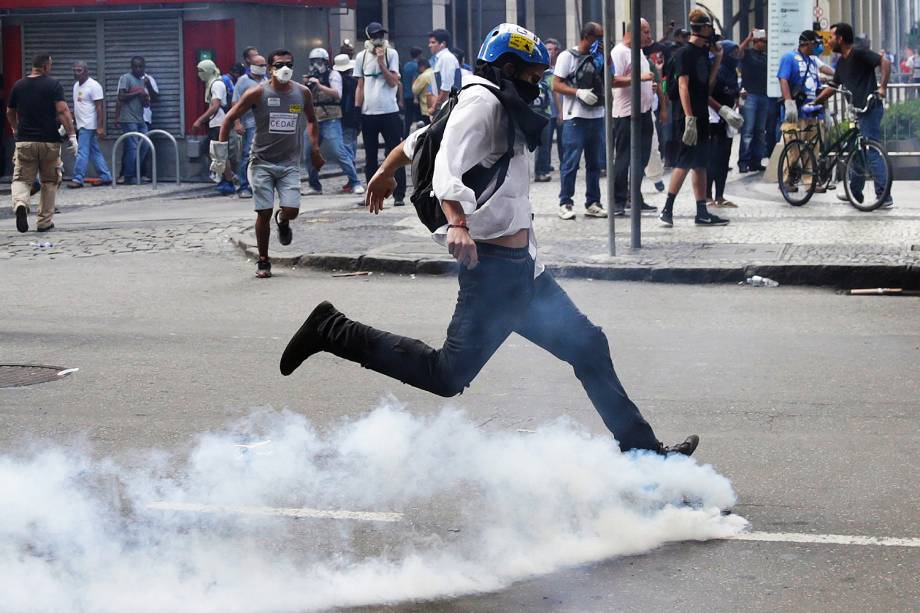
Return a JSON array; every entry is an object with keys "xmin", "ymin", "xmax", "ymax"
[
  {"xmin": 525, "ymin": 0, "xmax": 536, "ymax": 31},
  {"xmin": 566, "ymin": 0, "xmax": 579, "ymax": 48},
  {"xmin": 337, "ymin": 8, "xmax": 357, "ymax": 48}
]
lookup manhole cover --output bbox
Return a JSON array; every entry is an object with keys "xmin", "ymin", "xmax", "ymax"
[{"xmin": 0, "ymin": 364, "xmax": 75, "ymax": 388}]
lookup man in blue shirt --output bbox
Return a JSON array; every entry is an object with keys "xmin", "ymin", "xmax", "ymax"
[{"xmin": 777, "ymin": 30, "xmax": 823, "ymax": 125}]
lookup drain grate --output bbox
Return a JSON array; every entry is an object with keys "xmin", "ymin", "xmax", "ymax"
[{"xmin": 0, "ymin": 364, "xmax": 74, "ymax": 388}]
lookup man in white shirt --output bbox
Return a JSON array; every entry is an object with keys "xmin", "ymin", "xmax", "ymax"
[
  {"xmin": 354, "ymin": 22, "xmax": 405, "ymax": 205},
  {"xmin": 427, "ymin": 28, "xmax": 460, "ymax": 113},
  {"xmin": 192, "ymin": 59, "xmax": 235, "ymax": 195},
  {"xmin": 552, "ymin": 22, "xmax": 608, "ymax": 220},
  {"xmin": 68, "ymin": 60, "xmax": 112, "ymax": 188},
  {"xmin": 280, "ymin": 24, "xmax": 700, "ymax": 459},
  {"xmin": 610, "ymin": 19, "xmax": 657, "ymax": 215}
]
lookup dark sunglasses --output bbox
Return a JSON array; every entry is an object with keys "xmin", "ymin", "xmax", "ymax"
[{"xmin": 272, "ymin": 61, "xmax": 294, "ymax": 69}]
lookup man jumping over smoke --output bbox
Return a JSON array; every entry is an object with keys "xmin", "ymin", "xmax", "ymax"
[{"xmin": 280, "ymin": 24, "xmax": 699, "ymax": 457}]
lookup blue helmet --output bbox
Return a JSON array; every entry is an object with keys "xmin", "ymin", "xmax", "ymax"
[{"xmin": 477, "ymin": 23, "xmax": 550, "ymax": 68}]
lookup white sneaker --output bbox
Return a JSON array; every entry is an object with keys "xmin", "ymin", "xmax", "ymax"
[
  {"xmin": 353, "ymin": 185, "xmax": 366, "ymax": 195},
  {"xmin": 584, "ymin": 203, "xmax": 608, "ymax": 218},
  {"xmin": 558, "ymin": 204, "xmax": 576, "ymax": 220},
  {"xmin": 302, "ymin": 187, "xmax": 322, "ymax": 196}
]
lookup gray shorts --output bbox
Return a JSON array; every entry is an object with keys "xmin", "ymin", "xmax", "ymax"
[{"xmin": 248, "ymin": 162, "xmax": 301, "ymax": 211}]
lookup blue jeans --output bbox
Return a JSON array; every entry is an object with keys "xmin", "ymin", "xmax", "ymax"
[
  {"xmin": 342, "ymin": 125, "xmax": 358, "ymax": 162},
  {"xmin": 535, "ymin": 119, "xmax": 563, "ymax": 175},
  {"xmin": 237, "ymin": 126, "xmax": 255, "ymax": 190},
  {"xmin": 559, "ymin": 117, "xmax": 603, "ymax": 206},
  {"xmin": 120, "ymin": 121, "xmax": 149, "ymax": 181},
  {"xmin": 309, "ymin": 119, "xmax": 361, "ymax": 191},
  {"xmin": 850, "ymin": 102, "xmax": 888, "ymax": 198},
  {"xmin": 73, "ymin": 128, "xmax": 112, "ymax": 184},
  {"xmin": 739, "ymin": 93, "xmax": 769, "ymax": 167}
]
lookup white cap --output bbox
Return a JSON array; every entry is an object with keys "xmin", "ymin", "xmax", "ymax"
[
  {"xmin": 332, "ymin": 53, "xmax": 355, "ymax": 72},
  {"xmin": 309, "ymin": 48, "xmax": 330, "ymax": 61}
]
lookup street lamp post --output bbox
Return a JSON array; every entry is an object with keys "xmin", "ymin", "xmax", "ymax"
[
  {"xmin": 603, "ymin": 0, "xmax": 616, "ymax": 255},
  {"xmin": 629, "ymin": 0, "xmax": 642, "ymax": 248}
]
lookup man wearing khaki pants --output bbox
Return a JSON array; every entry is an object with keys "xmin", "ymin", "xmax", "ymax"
[{"xmin": 6, "ymin": 53, "xmax": 77, "ymax": 233}]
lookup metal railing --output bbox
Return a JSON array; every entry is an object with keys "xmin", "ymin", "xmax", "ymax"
[
  {"xmin": 824, "ymin": 82, "xmax": 920, "ymax": 158},
  {"xmin": 147, "ymin": 130, "xmax": 181, "ymax": 186},
  {"xmin": 111, "ymin": 131, "xmax": 157, "ymax": 189}
]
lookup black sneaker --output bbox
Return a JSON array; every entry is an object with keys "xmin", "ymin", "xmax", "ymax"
[
  {"xmin": 658, "ymin": 209, "xmax": 673, "ymax": 227},
  {"xmin": 695, "ymin": 212, "xmax": 730, "ymax": 226},
  {"xmin": 659, "ymin": 435, "xmax": 700, "ymax": 457},
  {"xmin": 274, "ymin": 209, "xmax": 292, "ymax": 246},
  {"xmin": 638, "ymin": 202, "xmax": 658, "ymax": 213},
  {"xmin": 393, "ymin": 199, "xmax": 406, "ymax": 207},
  {"xmin": 612, "ymin": 206, "xmax": 626, "ymax": 217},
  {"xmin": 280, "ymin": 300, "xmax": 339, "ymax": 375},
  {"xmin": 256, "ymin": 258, "xmax": 272, "ymax": 278},
  {"xmin": 737, "ymin": 164, "xmax": 750, "ymax": 173},
  {"xmin": 15, "ymin": 206, "xmax": 28, "ymax": 233}
]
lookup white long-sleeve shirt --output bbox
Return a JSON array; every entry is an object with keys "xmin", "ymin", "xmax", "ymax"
[{"xmin": 404, "ymin": 75, "xmax": 543, "ymax": 277}]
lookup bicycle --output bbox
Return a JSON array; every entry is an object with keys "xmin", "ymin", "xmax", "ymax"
[{"xmin": 777, "ymin": 86, "xmax": 892, "ymax": 212}]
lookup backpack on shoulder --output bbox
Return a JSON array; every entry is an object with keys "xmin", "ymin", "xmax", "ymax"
[
  {"xmin": 567, "ymin": 48, "xmax": 605, "ymax": 107},
  {"xmin": 409, "ymin": 83, "xmax": 516, "ymax": 232}
]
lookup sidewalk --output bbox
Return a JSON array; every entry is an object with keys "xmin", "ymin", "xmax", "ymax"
[{"xmin": 230, "ymin": 171, "xmax": 920, "ymax": 288}]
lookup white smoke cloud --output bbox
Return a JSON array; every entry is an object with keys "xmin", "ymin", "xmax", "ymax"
[{"xmin": 0, "ymin": 400, "xmax": 747, "ymax": 612}]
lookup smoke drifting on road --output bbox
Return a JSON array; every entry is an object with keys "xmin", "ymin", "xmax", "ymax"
[{"xmin": 0, "ymin": 401, "xmax": 746, "ymax": 612}]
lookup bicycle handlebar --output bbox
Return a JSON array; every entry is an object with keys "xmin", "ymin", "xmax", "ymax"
[{"xmin": 821, "ymin": 84, "xmax": 882, "ymax": 114}]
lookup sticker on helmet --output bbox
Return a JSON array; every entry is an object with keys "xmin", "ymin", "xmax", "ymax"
[{"xmin": 508, "ymin": 33, "xmax": 535, "ymax": 54}]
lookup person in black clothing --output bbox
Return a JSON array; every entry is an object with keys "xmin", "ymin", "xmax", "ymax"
[
  {"xmin": 658, "ymin": 10, "xmax": 730, "ymax": 227},
  {"xmin": 707, "ymin": 40, "xmax": 742, "ymax": 208},
  {"xmin": 6, "ymin": 54, "xmax": 77, "ymax": 233},
  {"xmin": 813, "ymin": 22, "xmax": 893, "ymax": 207}
]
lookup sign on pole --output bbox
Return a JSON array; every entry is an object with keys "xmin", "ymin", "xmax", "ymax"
[{"xmin": 767, "ymin": 0, "xmax": 811, "ymax": 98}]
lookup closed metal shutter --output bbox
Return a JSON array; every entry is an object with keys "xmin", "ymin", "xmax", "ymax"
[
  {"xmin": 22, "ymin": 19, "xmax": 99, "ymax": 96},
  {"xmin": 102, "ymin": 14, "xmax": 182, "ymax": 135}
]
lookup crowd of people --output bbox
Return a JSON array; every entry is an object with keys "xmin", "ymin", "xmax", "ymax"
[{"xmin": 6, "ymin": 12, "xmax": 895, "ymax": 249}]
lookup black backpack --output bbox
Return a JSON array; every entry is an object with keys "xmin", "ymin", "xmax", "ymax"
[
  {"xmin": 410, "ymin": 83, "xmax": 516, "ymax": 233},
  {"xmin": 567, "ymin": 48, "xmax": 605, "ymax": 107}
]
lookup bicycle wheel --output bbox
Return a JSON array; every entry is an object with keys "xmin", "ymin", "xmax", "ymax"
[
  {"xmin": 778, "ymin": 139, "xmax": 818, "ymax": 206},
  {"xmin": 843, "ymin": 138, "xmax": 892, "ymax": 212}
]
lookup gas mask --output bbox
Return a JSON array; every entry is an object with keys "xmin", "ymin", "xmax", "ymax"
[
  {"xmin": 308, "ymin": 59, "xmax": 329, "ymax": 76},
  {"xmin": 364, "ymin": 38, "xmax": 389, "ymax": 52}
]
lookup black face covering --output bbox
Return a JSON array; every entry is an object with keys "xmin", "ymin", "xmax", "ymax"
[
  {"xmin": 513, "ymin": 78, "xmax": 541, "ymax": 104},
  {"xmin": 475, "ymin": 63, "xmax": 549, "ymax": 152}
]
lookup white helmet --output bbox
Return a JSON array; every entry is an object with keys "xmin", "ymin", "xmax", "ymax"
[{"xmin": 309, "ymin": 48, "xmax": 330, "ymax": 61}]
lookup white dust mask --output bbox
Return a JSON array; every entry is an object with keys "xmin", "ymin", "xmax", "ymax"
[{"xmin": 275, "ymin": 66, "xmax": 293, "ymax": 83}]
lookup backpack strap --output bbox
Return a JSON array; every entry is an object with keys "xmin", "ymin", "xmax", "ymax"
[{"xmin": 459, "ymin": 82, "xmax": 516, "ymax": 203}]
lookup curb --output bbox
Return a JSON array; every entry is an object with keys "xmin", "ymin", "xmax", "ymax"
[{"xmin": 228, "ymin": 234, "xmax": 920, "ymax": 289}]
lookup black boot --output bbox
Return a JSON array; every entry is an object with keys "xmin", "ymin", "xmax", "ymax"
[
  {"xmin": 280, "ymin": 301, "xmax": 339, "ymax": 375},
  {"xmin": 659, "ymin": 435, "xmax": 700, "ymax": 457}
]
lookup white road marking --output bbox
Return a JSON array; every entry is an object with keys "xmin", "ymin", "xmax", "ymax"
[
  {"xmin": 730, "ymin": 531, "xmax": 920, "ymax": 548},
  {"xmin": 143, "ymin": 503, "xmax": 920, "ymax": 548},
  {"xmin": 145, "ymin": 501, "xmax": 403, "ymax": 523}
]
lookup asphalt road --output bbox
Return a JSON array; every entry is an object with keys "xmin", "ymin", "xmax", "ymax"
[{"xmin": 1, "ymin": 251, "xmax": 918, "ymax": 612}]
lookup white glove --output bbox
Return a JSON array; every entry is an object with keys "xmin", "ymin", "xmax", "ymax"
[
  {"xmin": 67, "ymin": 134, "xmax": 78, "ymax": 154},
  {"xmin": 682, "ymin": 116, "xmax": 698, "ymax": 146},
  {"xmin": 718, "ymin": 105, "xmax": 744, "ymax": 130},
  {"xmin": 576, "ymin": 88, "xmax": 598, "ymax": 106},
  {"xmin": 209, "ymin": 140, "xmax": 229, "ymax": 178},
  {"xmin": 784, "ymin": 99, "xmax": 799, "ymax": 124}
]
